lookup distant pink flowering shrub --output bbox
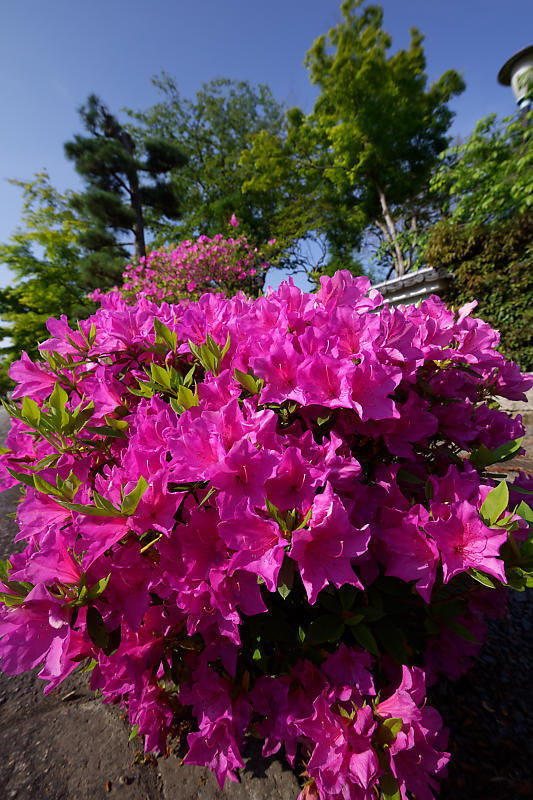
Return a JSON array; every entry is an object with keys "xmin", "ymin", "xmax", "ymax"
[
  {"xmin": 1, "ymin": 270, "xmax": 533, "ymax": 799},
  {"xmin": 92, "ymin": 230, "xmax": 275, "ymax": 306}
]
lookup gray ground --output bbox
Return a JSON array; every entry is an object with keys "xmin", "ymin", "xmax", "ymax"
[{"xmin": 0, "ymin": 408, "xmax": 531, "ymax": 799}]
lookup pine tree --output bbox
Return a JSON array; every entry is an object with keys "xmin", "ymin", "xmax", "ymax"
[{"xmin": 64, "ymin": 94, "xmax": 187, "ymax": 289}]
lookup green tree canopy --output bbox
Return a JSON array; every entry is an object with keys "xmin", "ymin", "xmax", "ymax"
[
  {"xmin": 131, "ymin": 77, "xmax": 285, "ymax": 247},
  {"xmin": 424, "ymin": 111, "xmax": 533, "ymax": 370},
  {"xmin": 65, "ymin": 93, "xmax": 187, "ymax": 290},
  {"xmin": 244, "ymin": 0, "xmax": 465, "ymax": 280},
  {"xmin": 429, "ymin": 111, "xmax": 533, "ymax": 225},
  {"xmin": 0, "ymin": 172, "xmax": 92, "ymax": 393}
]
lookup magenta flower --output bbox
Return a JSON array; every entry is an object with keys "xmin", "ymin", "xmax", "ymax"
[
  {"xmin": 290, "ymin": 483, "xmax": 369, "ymax": 604},
  {"xmin": 9, "ymin": 351, "xmax": 57, "ymax": 399},
  {"xmin": 219, "ymin": 502, "xmax": 286, "ymax": 592},
  {"xmin": 377, "ymin": 506, "xmax": 439, "ymax": 603},
  {"xmin": 265, "ymin": 445, "xmax": 321, "ymax": 511},
  {"xmin": 0, "ymin": 584, "xmax": 86, "ymax": 691},
  {"xmin": 296, "ymin": 692, "xmax": 380, "ymax": 799},
  {"xmin": 321, "ymin": 644, "xmax": 375, "ymax": 701},
  {"xmin": 425, "ymin": 500, "xmax": 508, "ymax": 584}
]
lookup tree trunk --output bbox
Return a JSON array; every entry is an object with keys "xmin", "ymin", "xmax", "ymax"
[
  {"xmin": 120, "ymin": 131, "xmax": 146, "ymax": 260},
  {"xmin": 405, "ymin": 214, "xmax": 417, "ymax": 273},
  {"xmin": 375, "ymin": 181, "xmax": 405, "ymax": 277}
]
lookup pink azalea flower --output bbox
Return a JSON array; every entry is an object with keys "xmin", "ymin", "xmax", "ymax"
[
  {"xmin": 425, "ymin": 500, "xmax": 508, "ymax": 584},
  {"xmin": 0, "ymin": 584, "xmax": 86, "ymax": 690},
  {"xmin": 9, "ymin": 351, "xmax": 56, "ymax": 399},
  {"xmin": 377, "ymin": 506, "xmax": 439, "ymax": 603},
  {"xmin": 290, "ymin": 483, "xmax": 369, "ymax": 604},
  {"xmin": 321, "ymin": 644, "xmax": 375, "ymax": 701},
  {"xmin": 219, "ymin": 502, "xmax": 286, "ymax": 591}
]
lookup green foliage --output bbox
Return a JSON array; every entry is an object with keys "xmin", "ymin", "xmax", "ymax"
[
  {"xmin": 430, "ymin": 111, "xmax": 533, "ymax": 226},
  {"xmin": 0, "ymin": 173, "xmax": 93, "ymax": 395},
  {"xmin": 241, "ymin": 105, "xmax": 365, "ymax": 280},
  {"xmin": 244, "ymin": 0, "xmax": 464, "ymax": 280},
  {"xmin": 130, "ymin": 77, "xmax": 298, "ymax": 266},
  {"xmin": 423, "ymin": 112, "xmax": 533, "ymax": 369},
  {"xmin": 65, "ymin": 93, "xmax": 187, "ymax": 290}
]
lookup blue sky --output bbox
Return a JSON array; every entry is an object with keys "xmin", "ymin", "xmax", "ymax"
[{"xmin": 0, "ymin": 0, "xmax": 530, "ymax": 288}]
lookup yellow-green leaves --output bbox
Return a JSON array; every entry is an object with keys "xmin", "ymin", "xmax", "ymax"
[
  {"xmin": 154, "ymin": 317, "xmax": 178, "ymax": 352},
  {"xmin": 479, "ymin": 480, "xmax": 509, "ymax": 527},
  {"xmin": 120, "ymin": 476, "xmax": 149, "ymax": 516},
  {"xmin": 234, "ymin": 368, "xmax": 263, "ymax": 395},
  {"xmin": 188, "ymin": 333, "xmax": 231, "ymax": 377}
]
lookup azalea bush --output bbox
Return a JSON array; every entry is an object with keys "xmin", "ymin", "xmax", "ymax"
[
  {"xmin": 1, "ymin": 270, "xmax": 533, "ymax": 800},
  {"xmin": 92, "ymin": 222, "xmax": 276, "ymax": 306}
]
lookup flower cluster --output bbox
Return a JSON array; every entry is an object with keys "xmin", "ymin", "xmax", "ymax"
[
  {"xmin": 91, "ymin": 229, "xmax": 275, "ymax": 306},
  {"xmin": 1, "ymin": 270, "xmax": 532, "ymax": 799}
]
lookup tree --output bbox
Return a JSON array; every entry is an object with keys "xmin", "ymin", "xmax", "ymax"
[
  {"xmin": 0, "ymin": 173, "xmax": 92, "ymax": 393},
  {"xmin": 241, "ymin": 105, "xmax": 366, "ymax": 282},
  {"xmin": 64, "ymin": 94, "xmax": 187, "ymax": 290},
  {"xmin": 245, "ymin": 0, "xmax": 465, "ymax": 279},
  {"xmin": 429, "ymin": 111, "xmax": 533, "ymax": 226},
  {"xmin": 423, "ymin": 111, "xmax": 533, "ymax": 370},
  {"xmin": 130, "ymin": 77, "xmax": 313, "ymax": 277}
]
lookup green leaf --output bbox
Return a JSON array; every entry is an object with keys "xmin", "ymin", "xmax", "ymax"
[
  {"xmin": 22, "ymin": 396, "xmax": 41, "ymax": 427},
  {"xmin": 128, "ymin": 724, "xmax": 140, "ymax": 741},
  {"xmin": 86, "ymin": 605, "xmax": 121, "ymax": 655},
  {"xmin": 6, "ymin": 467, "xmax": 37, "ymax": 490},
  {"xmin": 86, "ymin": 605, "xmax": 110, "ymax": 650},
  {"xmin": 234, "ymin": 368, "xmax": 261, "ymax": 395},
  {"xmin": 516, "ymin": 501, "xmax": 533, "ymax": 526},
  {"xmin": 150, "ymin": 363, "xmax": 172, "ymax": 389},
  {"xmin": 176, "ymin": 384, "xmax": 198, "ymax": 410},
  {"xmin": 0, "ymin": 558, "xmax": 11, "ymax": 580},
  {"xmin": 378, "ymin": 717, "xmax": 404, "ymax": 745},
  {"xmin": 265, "ymin": 498, "xmax": 286, "ymax": 529},
  {"xmin": 220, "ymin": 332, "xmax": 231, "ymax": 360},
  {"xmin": 33, "ymin": 474, "xmax": 61, "ymax": 496},
  {"xmin": 129, "ymin": 380, "xmax": 155, "ymax": 398},
  {"xmin": 479, "ymin": 480, "xmax": 509, "ymax": 526},
  {"xmin": 104, "ymin": 415, "xmax": 129, "ymax": 432},
  {"xmin": 397, "ymin": 469, "xmax": 423, "ymax": 485},
  {"xmin": 470, "ymin": 438, "xmax": 524, "ymax": 469},
  {"xmin": 360, "ymin": 606, "xmax": 385, "ymax": 622},
  {"xmin": 85, "ymin": 425, "xmax": 128, "ymax": 439},
  {"xmin": 93, "ymin": 491, "xmax": 121, "ymax": 514},
  {"xmin": 55, "ymin": 499, "xmax": 123, "ymax": 517},
  {"xmin": 0, "ymin": 592, "xmax": 25, "ymax": 607},
  {"xmin": 379, "ymin": 772, "xmax": 402, "ymax": 800},
  {"xmin": 338, "ymin": 584, "xmax": 358, "ymax": 611},
  {"xmin": 445, "ymin": 619, "xmax": 479, "ymax": 644},
  {"xmin": 349, "ymin": 623, "xmax": 379, "ymax": 656},
  {"xmin": 277, "ymin": 557, "xmax": 295, "ymax": 600},
  {"xmin": 469, "ymin": 568, "xmax": 496, "ymax": 588},
  {"xmin": 48, "ymin": 383, "xmax": 69, "ymax": 428},
  {"xmin": 197, "ymin": 486, "xmax": 216, "ymax": 509},
  {"xmin": 87, "ymin": 574, "xmax": 111, "ymax": 600},
  {"xmin": 375, "ymin": 623, "xmax": 408, "ymax": 664},
  {"xmin": 319, "ymin": 590, "xmax": 341, "ymax": 613},
  {"xmin": 344, "ymin": 613, "xmax": 365, "ymax": 626},
  {"xmin": 121, "ymin": 476, "xmax": 149, "ymax": 516},
  {"xmin": 305, "ymin": 615, "xmax": 344, "ymax": 645},
  {"xmin": 59, "ymin": 471, "xmax": 82, "ymax": 501},
  {"xmin": 154, "ymin": 317, "xmax": 177, "ymax": 351},
  {"xmin": 106, "ymin": 624, "xmax": 122, "ymax": 656}
]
